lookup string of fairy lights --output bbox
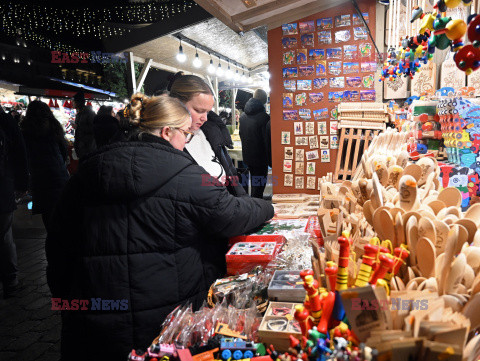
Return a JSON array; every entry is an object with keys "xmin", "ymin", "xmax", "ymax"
[{"xmin": 0, "ymin": 0, "xmax": 199, "ymax": 53}]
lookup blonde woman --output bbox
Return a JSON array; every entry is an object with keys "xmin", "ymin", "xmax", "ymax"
[{"xmin": 46, "ymin": 94, "xmax": 273, "ymax": 361}]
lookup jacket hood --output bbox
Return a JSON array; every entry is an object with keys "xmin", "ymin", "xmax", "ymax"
[
  {"xmin": 77, "ymin": 140, "xmax": 193, "ymax": 200},
  {"xmin": 244, "ymin": 98, "xmax": 266, "ymax": 116}
]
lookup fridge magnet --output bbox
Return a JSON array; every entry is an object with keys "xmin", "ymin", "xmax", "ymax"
[
  {"xmin": 331, "ymin": 107, "xmax": 339, "ymax": 119},
  {"xmin": 282, "ymin": 23, "xmax": 298, "ymax": 35},
  {"xmin": 295, "ymin": 93, "xmax": 307, "ymax": 106},
  {"xmin": 306, "ymin": 150, "xmax": 319, "ymax": 160},
  {"xmin": 296, "ymin": 49, "xmax": 307, "ymax": 64},
  {"xmin": 309, "ymin": 49, "xmax": 325, "ymax": 61},
  {"xmin": 317, "ymin": 17, "xmax": 333, "ymax": 30},
  {"xmin": 284, "ymin": 146, "xmax": 294, "ymax": 159},
  {"xmin": 318, "ymin": 121, "xmax": 328, "ymax": 135},
  {"xmin": 346, "ymin": 76, "xmax": 362, "ymax": 87},
  {"xmin": 360, "ymin": 90, "xmax": 376, "ymax": 101},
  {"xmin": 306, "ymin": 162, "xmax": 316, "ymax": 175},
  {"xmin": 315, "ymin": 61, "xmax": 326, "ymax": 76},
  {"xmin": 297, "ymin": 79, "xmax": 312, "ymax": 91},
  {"xmin": 295, "ymin": 176, "xmax": 304, "ymax": 189},
  {"xmin": 353, "ymin": 12, "xmax": 369, "ymax": 25},
  {"xmin": 362, "ymin": 75, "xmax": 375, "ymax": 88},
  {"xmin": 283, "ymin": 174, "xmax": 297, "ymax": 188},
  {"xmin": 330, "ymin": 121, "xmax": 339, "ymax": 134},
  {"xmin": 281, "ymin": 131, "xmax": 291, "ymax": 144},
  {"xmin": 335, "ymin": 14, "xmax": 351, "ymax": 27},
  {"xmin": 283, "ymin": 93, "xmax": 293, "ymax": 108},
  {"xmin": 353, "ymin": 27, "xmax": 368, "ymax": 40},
  {"xmin": 299, "ymin": 65, "xmax": 314, "ymax": 77},
  {"xmin": 283, "ymin": 67, "xmax": 298, "ymax": 78},
  {"xmin": 283, "ymin": 51, "xmax": 295, "ymax": 65},
  {"xmin": 299, "ymin": 108, "xmax": 311, "ymax": 120},
  {"xmin": 328, "ymin": 91, "xmax": 344, "ymax": 102},
  {"xmin": 282, "ymin": 37, "xmax": 297, "ymax": 49},
  {"xmin": 321, "ymin": 149, "xmax": 330, "ymax": 162},
  {"xmin": 283, "ymin": 159, "xmax": 293, "ymax": 172},
  {"xmin": 284, "ymin": 174, "xmax": 293, "ymax": 187},
  {"xmin": 295, "ymin": 136, "xmax": 308, "ymax": 146},
  {"xmin": 328, "ymin": 61, "xmax": 342, "ymax": 75},
  {"xmin": 305, "ymin": 122, "xmax": 315, "ymax": 135},
  {"xmin": 309, "ymin": 136, "xmax": 319, "ymax": 149},
  {"xmin": 300, "ymin": 33, "xmax": 314, "ymax": 47},
  {"xmin": 360, "ymin": 62, "xmax": 376, "ymax": 72},
  {"xmin": 335, "ymin": 30, "xmax": 351, "ymax": 43},
  {"xmin": 295, "ymin": 162, "xmax": 304, "ymax": 175},
  {"xmin": 344, "ymin": 90, "xmax": 360, "ymax": 101},
  {"xmin": 284, "ymin": 80, "xmax": 296, "ymax": 91},
  {"xmin": 306, "ymin": 176, "xmax": 316, "ymax": 189},
  {"xmin": 295, "ymin": 148, "xmax": 305, "ymax": 161},
  {"xmin": 330, "ymin": 76, "xmax": 345, "ymax": 88},
  {"xmin": 330, "ymin": 135, "xmax": 339, "ymax": 149},
  {"xmin": 359, "ymin": 43, "xmax": 372, "ymax": 58},
  {"xmin": 299, "ymin": 20, "xmax": 315, "ymax": 33},
  {"xmin": 308, "ymin": 92, "xmax": 324, "ymax": 103},
  {"xmin": 313, "ymin": 108, "xmax": 328, "ymax": 120},
  {"xmin": 317, "ymin": 31, "xmax": 332, "ymax": 44},
  {"xmin": 294, "ymin": 122, "xmax": 303, "ymax": 135},
  {"xmin": 327, "ymin": 47, "xmax": 342, "ymax": 59},
  {"xmin": 313, "ymin": 77, "xmax": 328, "ymax": 89},
  {"xmin": 343, "ymin": 45, "xmax": 358, "ymax": 60},
  {"xmin": 319, "ymin": 136, "xmax": 329, "ymax": 148},
  {"xmin": 343, "ymin": 62, "xmax": 359, "ymax": 74},
  {"xmin": 283, "ymin": 110, "xmax": 299, "ymax": 120}
]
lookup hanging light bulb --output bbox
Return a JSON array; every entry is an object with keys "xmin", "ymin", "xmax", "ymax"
[
  {"xmin": 233, "ymin": 68, "xmax": 240, "ymax": 82},
  {"xmin": 248, "ymin": 73, "xmax": 253, "ymax": 84},
  {"xmin": 192, "ymin": 46, "xmax": 201, "ymax": 68},
  {"xmin": 176, "ymin": 38, "xmax": 186, "ymax": 63},
  {"xmin": 225, "ymin": 61, "xmax": 233, "ymax": 79},
  {"xmin": 216, "ymin": 58, "xmax": 224, "ymax": 77},
  {"xmin": 207, "ymin": 54, "xmax": 216, "ymax": 74},
  {"xmin": 241, "ymin": 66, "xmax": 247, "ymax": 83}
]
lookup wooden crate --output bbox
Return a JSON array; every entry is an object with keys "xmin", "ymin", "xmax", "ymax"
[{"xmin": 334, "ymin": 127, "xmax": 380, "ymax": 182}]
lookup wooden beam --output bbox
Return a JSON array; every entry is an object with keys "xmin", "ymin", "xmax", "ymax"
[
  {"xmin": 127, "ymin": 52, "xmax": 136, "ymax": 96},
  {"xmin": 136, "ymin": 58, "xmax": 152, "ymax": 93},
  {"xmin": 194, "ymin": 0, "xmax": 243, "ymax": 33},
  {"xmin": 243, "ymin": 0, "xmax": 350, "ymax": 31},
  {"xmin": 231, "ymin": 0, "xmax": 306, "ymax": 23}
]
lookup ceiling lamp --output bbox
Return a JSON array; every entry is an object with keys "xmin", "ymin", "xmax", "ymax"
[
  {"xmin": 248, "ymin": 73, "xmax": 253, "ymax": 84},
  {"xmin": 192, "ymin": 46, "xmax": 201, "ymax": 68},
  {"xmin": 176, "ymin": 38, "xmax": 186, "ymax": 63},
  {"xmin": 233, "ymin": 67, "xmax": 240, "ymax": 82},
  {"xmin": 216, "ymin": 58, "xmax": 224, "ymax": 77},
  {"xmin": 207, "ymin": 54, "xmax": 216, "ymax": 74},
  {"xmin": 225, "ymin": 61, "xmax": 233, "ymax": 79}
]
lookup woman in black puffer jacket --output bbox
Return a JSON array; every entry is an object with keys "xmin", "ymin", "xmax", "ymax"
[
  {"xmin": 20, "ymin": 101, "xmax": 69, "ymax": 229},
  {"xmin": 46, "ymin": 94, "xmax": 274, "ymax": 361}
]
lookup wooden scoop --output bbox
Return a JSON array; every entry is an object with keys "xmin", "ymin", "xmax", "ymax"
[
  {"xmin": 398, "ymin": 175, "xmax": 419, "ymax": 212},
  {"xmin": 437, "ymin": 187, "xmax": 462, "ymax": 208}
]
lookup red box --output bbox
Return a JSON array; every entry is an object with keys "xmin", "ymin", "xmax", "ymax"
[{"xmin": 228, "ymin": 234, "xmax": 286, "ymax": 248}]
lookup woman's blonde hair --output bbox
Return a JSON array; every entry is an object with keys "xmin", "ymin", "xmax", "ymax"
[
  {"xmin": 125, "ymin": 93, "xmax": 190, "ymax": 131},
  {"xmin": 169, "ymin": 75, "xmax": 213, "ymax": 103}
]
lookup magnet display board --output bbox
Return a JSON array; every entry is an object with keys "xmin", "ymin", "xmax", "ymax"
[{"xmin": 268, "ymin": 0, "xmax": 377, "ymax": 194}]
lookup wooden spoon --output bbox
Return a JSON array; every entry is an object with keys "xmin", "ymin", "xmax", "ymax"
[
  {"xmin": 464, "ymin": 203, "xmax": 480, "ymax": 226},
  {"xmin": 394, "ymin": 212, "xmax": 405, "ymax": 249},
  {"xmin": 437, "ymin": 187, "xmax": 462, "ymax": 208},
  {"xmin": 396, "ymin": 151, "xmax": 409, "ymax": 168},
  {"xmin": 416, "ymin": 157, "xmax": 436, "ymax": 186},
  {"xmin": 371, "ymin": 172, "xmax": 384, "ymax": 210},
  {"xmin": 398, "ymin": 175, "xmax": 419, "ymax": 212},
  {"xmin": 455, "ymin": 218, "xmax": 477, "ymax": 245},
  {"xmin": 363, "ymin": 200, "xmax": 374, "ymax": 226},
  {"xmin": 463, "ymin": 334, "xmax": 480, "ymax": 361},
  {"xmin": 464, "ymin": 246, "xmax": 480, "ymax": 271},
  {"xmin": 433, "ymin": 219, "xmax": 450, "ymax": 254},
  {"xmin": 438, "ymin": 225, "xmax": 459, "ymax": 295},
  {"xmin": 402, "ymin": 163, "xmax": 423, "ymax": 182},
  {"xmin": 463, "ymin": 264, "xmax": 475, "ymax": 289},
  {"xmin": 418, "ymin": 217, "xmax": 436, "ymax": 242},
  {"xmin": 389, "ymin": 207, "xmax": 405, "ymax": 220},
  {"xmin": 416, "ymin": 237, "xmax": 436, "ymax": 278},
  {"xmin": 445, "ymin": 253, "xmax": 466, "ymax": 294},
  {"xmin": 379, "ymin": 208, "xmax": 395, "ymax": 243},
  {"xmin": 428, "ymin": 200, "xmax": 446, "ymax": 215},
  {"xmin": 442, "ymin": 294, "xmax": 465, "ymax": 312},
  {"xmin": 387, "ymin": 165, "xmax": 403, "ymax": 188},
  {"xmin": 453, "ymin": 224, "xmax": 469, "ymax": 255},
  {"xmin": 462, "ymin": 293, "xmax": 480, "ymax": 332},
  {"xmin": 374, "ymin": 163, "xmax": 389, "ymax": 187},
  {"xmin": 474, "ymin": 230, "xmax": 480, "ymax": 247},
  {"xmin": 406, "ymin": 216, "xmax": 418, "ymax": 266}
]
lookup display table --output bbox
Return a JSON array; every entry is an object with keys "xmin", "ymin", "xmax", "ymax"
[{"xmin": 227, "ymin": 147, "xmax": 243, "ymax": 168}]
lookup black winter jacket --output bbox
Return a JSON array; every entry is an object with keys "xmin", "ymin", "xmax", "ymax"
[
  {"xmin": 22, "ymin": 129, "xmax": 69, "ymax": 215},
  {"xmin": 46, "ymin": 134, "xmax": 273, "ymax": 361},
  {"xmin": 195, "ymin": 111, "xmax": 246, "ymax": 197},
  {"xmin": 73, "ymin": 106, "xmax": 96, "ymax": 159},
  {"xmin": 239, "ymin": 98, "xmax": 271, "ymax": 168},
  {"xmin": 0, "ymin": 112, "xmax": 29, "ymax": 213}
]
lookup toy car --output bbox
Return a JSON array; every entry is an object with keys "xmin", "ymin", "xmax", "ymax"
[{"xmin": 220, "ymin": 337, "xmax": 256, "ymax": 360}]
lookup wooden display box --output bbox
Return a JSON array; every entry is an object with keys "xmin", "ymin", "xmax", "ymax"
[{"xmin": 258, "ymin": 302, "xmax": 302, "ymax": 352}]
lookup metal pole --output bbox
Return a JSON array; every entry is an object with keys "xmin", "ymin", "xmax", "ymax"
[{"xmin": 231, "ymin": 88, "xmax": 237, "ymax": 130}]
